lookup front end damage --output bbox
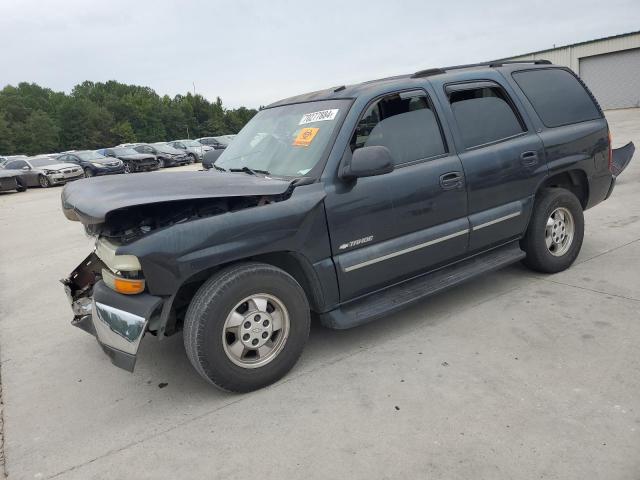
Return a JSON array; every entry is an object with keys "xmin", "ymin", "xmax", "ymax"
[{"xmin": 62, "ymin": 252, "xmax": 162, "ymax": 371}]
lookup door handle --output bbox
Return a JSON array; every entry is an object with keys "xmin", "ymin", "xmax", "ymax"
[
  {"xmin": 439, "ymin": 171, "xmax": 463, "ymax": 190},
  {"xmin": 520, "ymin": 151, "xmax": 538, "ymax": 166}
]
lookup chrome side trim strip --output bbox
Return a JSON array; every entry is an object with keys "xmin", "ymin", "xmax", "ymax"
[
  {"xmin": 472, "ymin": 211, "xmax": 521, "ymax": 231},
  {"xmin": 344, "ymin": 229, "xmax": 468, "ymax": 273}
]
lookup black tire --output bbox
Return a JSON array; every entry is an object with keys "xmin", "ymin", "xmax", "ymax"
[
  {"xmin": 183, "ymin": 262, "xmax": 310, "ymax": 393},
  {"xmin": 157, "ymin": 158, "xmax": 165, "ymax": 168},
  {"xmin": 188, "ymin": 153, "xmax": 196, "ymax": 164},
  {"xmin": 123, "ymin": 161, "xmax": 132, "ymax": 174},
  {"xmin": 521, "ymin": 188, "xmax": 584, "ymax": 273},
  {"xmin": 16, "ymin": 178, "xmax": 27, "ymax": 192},
  {"xmin": 38, "ymin": 175, "xmax": 50, "ymax": 188},
  {"xmin": 84, "ymin": 168, "xmax": 94, "ymax": 178}
]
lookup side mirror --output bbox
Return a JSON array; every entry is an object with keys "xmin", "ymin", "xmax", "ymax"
[
  {"xmin": 340, "ymin": 146, "xmax": 394, "ymax": 180},
  {"xmin": 22, "ymin": 166, "xmax": 30, "ymax": 170}
]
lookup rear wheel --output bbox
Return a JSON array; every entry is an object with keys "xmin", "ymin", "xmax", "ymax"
[
  {"xmin": 183, "ymin": 263, "xmax": 310, "ymax": 393},
  {"xmin": 188, "ymin": 153, "xmax": 196, "ymax": 164},
  {"xmin": 38, "ymin": 175, "xmax": 50, "ymax": 188},
  {"xmin": 521, "ymin": 188, "xmax": 584, "ymax": 273}
]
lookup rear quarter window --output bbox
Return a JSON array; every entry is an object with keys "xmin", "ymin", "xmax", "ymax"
[{"xmin": 512, "ymin": 69, "xmax": 602, "ymax": 128}]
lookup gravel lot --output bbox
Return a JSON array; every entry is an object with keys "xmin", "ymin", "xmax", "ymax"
[{"xmin": 0, "ymin": 109, "xmax": 639, "ymax": 480}]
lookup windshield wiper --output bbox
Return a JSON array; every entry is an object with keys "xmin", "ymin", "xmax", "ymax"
[
  {"xmin": 213, "ymin": 164, "xmax": 226, "ymax": 172},
  {"xmin": 229, "ymin": 166, "xmax": 270, "ymax": 176}
]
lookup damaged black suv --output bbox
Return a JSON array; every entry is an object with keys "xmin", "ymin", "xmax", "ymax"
[{"xmin": 62, "ymin": 61, "xmax": 634, "ymax": 392}]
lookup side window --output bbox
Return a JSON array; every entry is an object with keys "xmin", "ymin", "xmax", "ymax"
[
  {"xmin": 5, "ymin": 160, "xmax": 25, "ymax": 169},
  {"xmin": 351, "ymin": 91, "xmax": 446, "ymax": 166},
  {"xmin": 448, "ymin": 85, "xmax": 524, "ymax": 149},
  {"xmin": 512, "ymin": 68, "xmax": 602, "ymax": 127}
]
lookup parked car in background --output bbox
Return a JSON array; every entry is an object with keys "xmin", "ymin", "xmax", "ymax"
[
  {"xmin": 196, "ymin": 135, "xmax": 235, "ymax": 150},
  {"xmin": 57, "ymin": 150, "xmax": 124, "ymax": 177},
  {"xmin": 199, "ymin": 136, "xmax": 235, "ymax": 170},
  {"xmin": 127, "ymin": 143, "xmax": 191, "ymax": 168},
  {"xmin": 167, "ymin": 139, "xmax": 210, "ymax": 163},
  {"xmin": 99, "ymin": 147, "xmax": 159, "ymax": 173},
  {"xmin": 0, "ymin": 169, "xmax": 28, "ymax": 193},
  {"xmin": 3, "ymin": 156, "xmax": 83, "ymax": 187}
]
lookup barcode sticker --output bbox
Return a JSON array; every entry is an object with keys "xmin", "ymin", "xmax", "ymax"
[{"xmin": 299, "ymin": 109, "xmax": 339, "ymax": 125}]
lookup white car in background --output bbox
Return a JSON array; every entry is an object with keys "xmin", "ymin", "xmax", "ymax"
[{"xmin": 166, "ymin": 139, "xmax": 212, "ymax": 163}]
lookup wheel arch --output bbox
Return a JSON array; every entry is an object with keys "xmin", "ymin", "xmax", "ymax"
[
  {"xmin": 155, "ymin": 251, "xmax": 325, "ymax": 337},
  {"xmin": 537, "ymin": 169, "xmax": 589, "ymax": 209}
]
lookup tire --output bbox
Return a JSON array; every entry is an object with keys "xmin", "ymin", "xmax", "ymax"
[
  {"xmin": 38, "ymin": 175, "xmax": 50, "ymax": 188},
  {"xmin": 16, "ymin": 178, "xmax": 27, "ymax": 192},
  {"xmin": 157, "ymin": 158, "xmax": 165, "ymax": 168},
  {"xmin": 183, "ymin": 262, "xmax": 310, "ymax": 393},
  {"xmin": 123, "ymin": 161, "xmax": 132, "ymax": 174},
  {"xmin": 521, "ymin": 188, "xmax": 584, "ymax": 273},
  {"xmin": 188, "ymin": 153, "xmax": 196, "ymax": 164},
  {"xmin": 84, "ymin": 168, "xmax": 94, "ymax": 178}
]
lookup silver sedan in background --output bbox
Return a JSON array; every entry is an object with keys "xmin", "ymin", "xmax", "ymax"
[{"xmin": 2, "ymin": 156, "xmax": 83, "ymax": 187}]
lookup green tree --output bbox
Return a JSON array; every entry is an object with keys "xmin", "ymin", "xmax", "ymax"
[
  {"xmin": 0, "ymin": 114, "xmax": 14, "ymax": 154},
  {"xmin": 110, "ymin": 121, "xmax": 136, "ymax": 144}
]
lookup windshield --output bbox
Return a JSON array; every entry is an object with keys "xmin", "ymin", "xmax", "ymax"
[
  {"xmin": 182, "ymin": 140, "xmax": 201, "ymax": 147},
  {"xmin": 153, "ymin": 144, "xmax": 182, "ymax": 154},
  {"xmin": 30, "ymin": 158, "xmax": 58, "ymax": 167},
  {"xmin": 77, "ymin": 151, "xmax": 106, "ymax": 161},
  {"xmin": 215, "ymin": 100, "xmax": 348, "ymax": 177},
  {"xmin": 111, "ymin": 147, "xmax": 139, "ymax": 156}
]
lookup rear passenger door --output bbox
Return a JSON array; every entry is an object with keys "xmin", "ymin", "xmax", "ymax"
[
  {"xmin": 441, "ymin": 80, "xmax": 546, "ymax": 253},
  {"xmin": 326, "ymin": 88, "xmax": 469, "ymax": 300}
]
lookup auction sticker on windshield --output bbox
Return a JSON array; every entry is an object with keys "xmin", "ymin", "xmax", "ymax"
[
  {"xmin": 299, "ymin": 109, "xmax": 339, "ymax": 125},
  {"xmin": 293, "ymin": 127, "xmax": 319, "ymax": 147}
]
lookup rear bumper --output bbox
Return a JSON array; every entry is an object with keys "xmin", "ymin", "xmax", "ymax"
[{"xmin": 63, "ymin": 254, "xmax": 163, "ymax": 372}]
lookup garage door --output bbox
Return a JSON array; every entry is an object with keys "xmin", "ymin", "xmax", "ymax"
[{"xmin": 579, "ymin": 48, "xmax": 640, "ymax": 110}]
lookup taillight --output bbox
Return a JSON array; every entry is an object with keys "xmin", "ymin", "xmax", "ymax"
[{"xmin": 608, "ymin": 131, "xmax": 613, "ymax": 173}]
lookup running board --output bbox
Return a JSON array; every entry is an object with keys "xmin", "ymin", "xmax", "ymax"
[{"xmin": 320, "ymin": 241, "xmax": 525, "ymax": 329}]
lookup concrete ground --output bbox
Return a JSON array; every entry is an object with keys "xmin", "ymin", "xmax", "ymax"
[{"xmin": 0, "ymin": 109, "xmax": 639, "ymax": 480}]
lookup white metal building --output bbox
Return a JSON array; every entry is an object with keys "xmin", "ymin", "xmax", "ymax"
[{"xmin": 500, "ymin": 31, "xmax": 640, "ymax": 110}]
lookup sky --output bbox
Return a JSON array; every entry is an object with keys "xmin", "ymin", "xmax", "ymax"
[{"xmin": 1, "ymin": 0, "xmax": 638, "ymax": 108}]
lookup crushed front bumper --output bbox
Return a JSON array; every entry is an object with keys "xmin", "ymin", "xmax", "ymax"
[{"xmin": 62, "ymin": 253, "xmax": 162, "ymax": 372}]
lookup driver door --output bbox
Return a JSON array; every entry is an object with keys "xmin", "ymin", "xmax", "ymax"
[{"xmin": 325, "ymin": 89, "xmax": 469, "ymax": 301}]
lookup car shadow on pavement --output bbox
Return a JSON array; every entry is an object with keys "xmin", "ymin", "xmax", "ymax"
[{"xmin": 131, "ymin": 264, "xmax": 534, "ymax": 398}]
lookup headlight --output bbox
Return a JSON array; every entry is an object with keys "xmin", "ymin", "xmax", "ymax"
[
  {"xmin": 91, "ymin": 162, "xmax": 106, "ymax": 167},
  {"xmin": 43, "ymin": 169, "xmax": 56, "ymax": 175}
]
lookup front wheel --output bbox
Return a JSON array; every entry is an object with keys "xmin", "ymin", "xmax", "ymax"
[
  {"xmin": 521, "ymin": 188, "xmax": 584, "ymax": 273},
  {"xmin": 183, "ymin": 263, "xmax": 310, "ymax": 393},
  {"xmin": 123, "ymin": 161, "xmax": 132, "ymax": 174},
  {"xmin": 38, "ymin": 175, "xmax": 50, "ymax": 188},
  {"xmin": 84, "ymin": 168, "xmax": 94, "ymax": 178},
  {"xmin": 157, "ymin": 158, "xmax": 165, "ymax": 168}
]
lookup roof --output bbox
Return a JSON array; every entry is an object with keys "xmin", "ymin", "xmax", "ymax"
[
  {"xmin": 267, "ymin": 61, "xmax": 554, "ymax": 108},
  {"xmin": 495, "ymin": 30, "xmax": 640, "ymax": 60}
]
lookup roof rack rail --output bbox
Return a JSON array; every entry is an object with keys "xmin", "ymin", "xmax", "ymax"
[
  {"xmin": 410, "ymin": 68, "xmax": 446, "ymax": 78},
  {"xmin": 410, "ymin": 59, "xmax": 551, "ymax": 78}
]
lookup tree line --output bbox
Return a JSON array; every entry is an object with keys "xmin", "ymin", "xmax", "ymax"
[{"xmin": 0, "ymin": 80, "xmax": 258, "ymax": 155}]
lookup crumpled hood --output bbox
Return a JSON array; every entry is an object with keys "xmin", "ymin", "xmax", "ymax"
[{"xmin": 61, "ymin": 171, "xmax": 292, "ymax": 225}]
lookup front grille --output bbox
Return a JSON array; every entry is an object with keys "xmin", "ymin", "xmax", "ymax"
[{"xmin": 63, "ymin": 169, "xmax": 72, "ymax": 174}]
